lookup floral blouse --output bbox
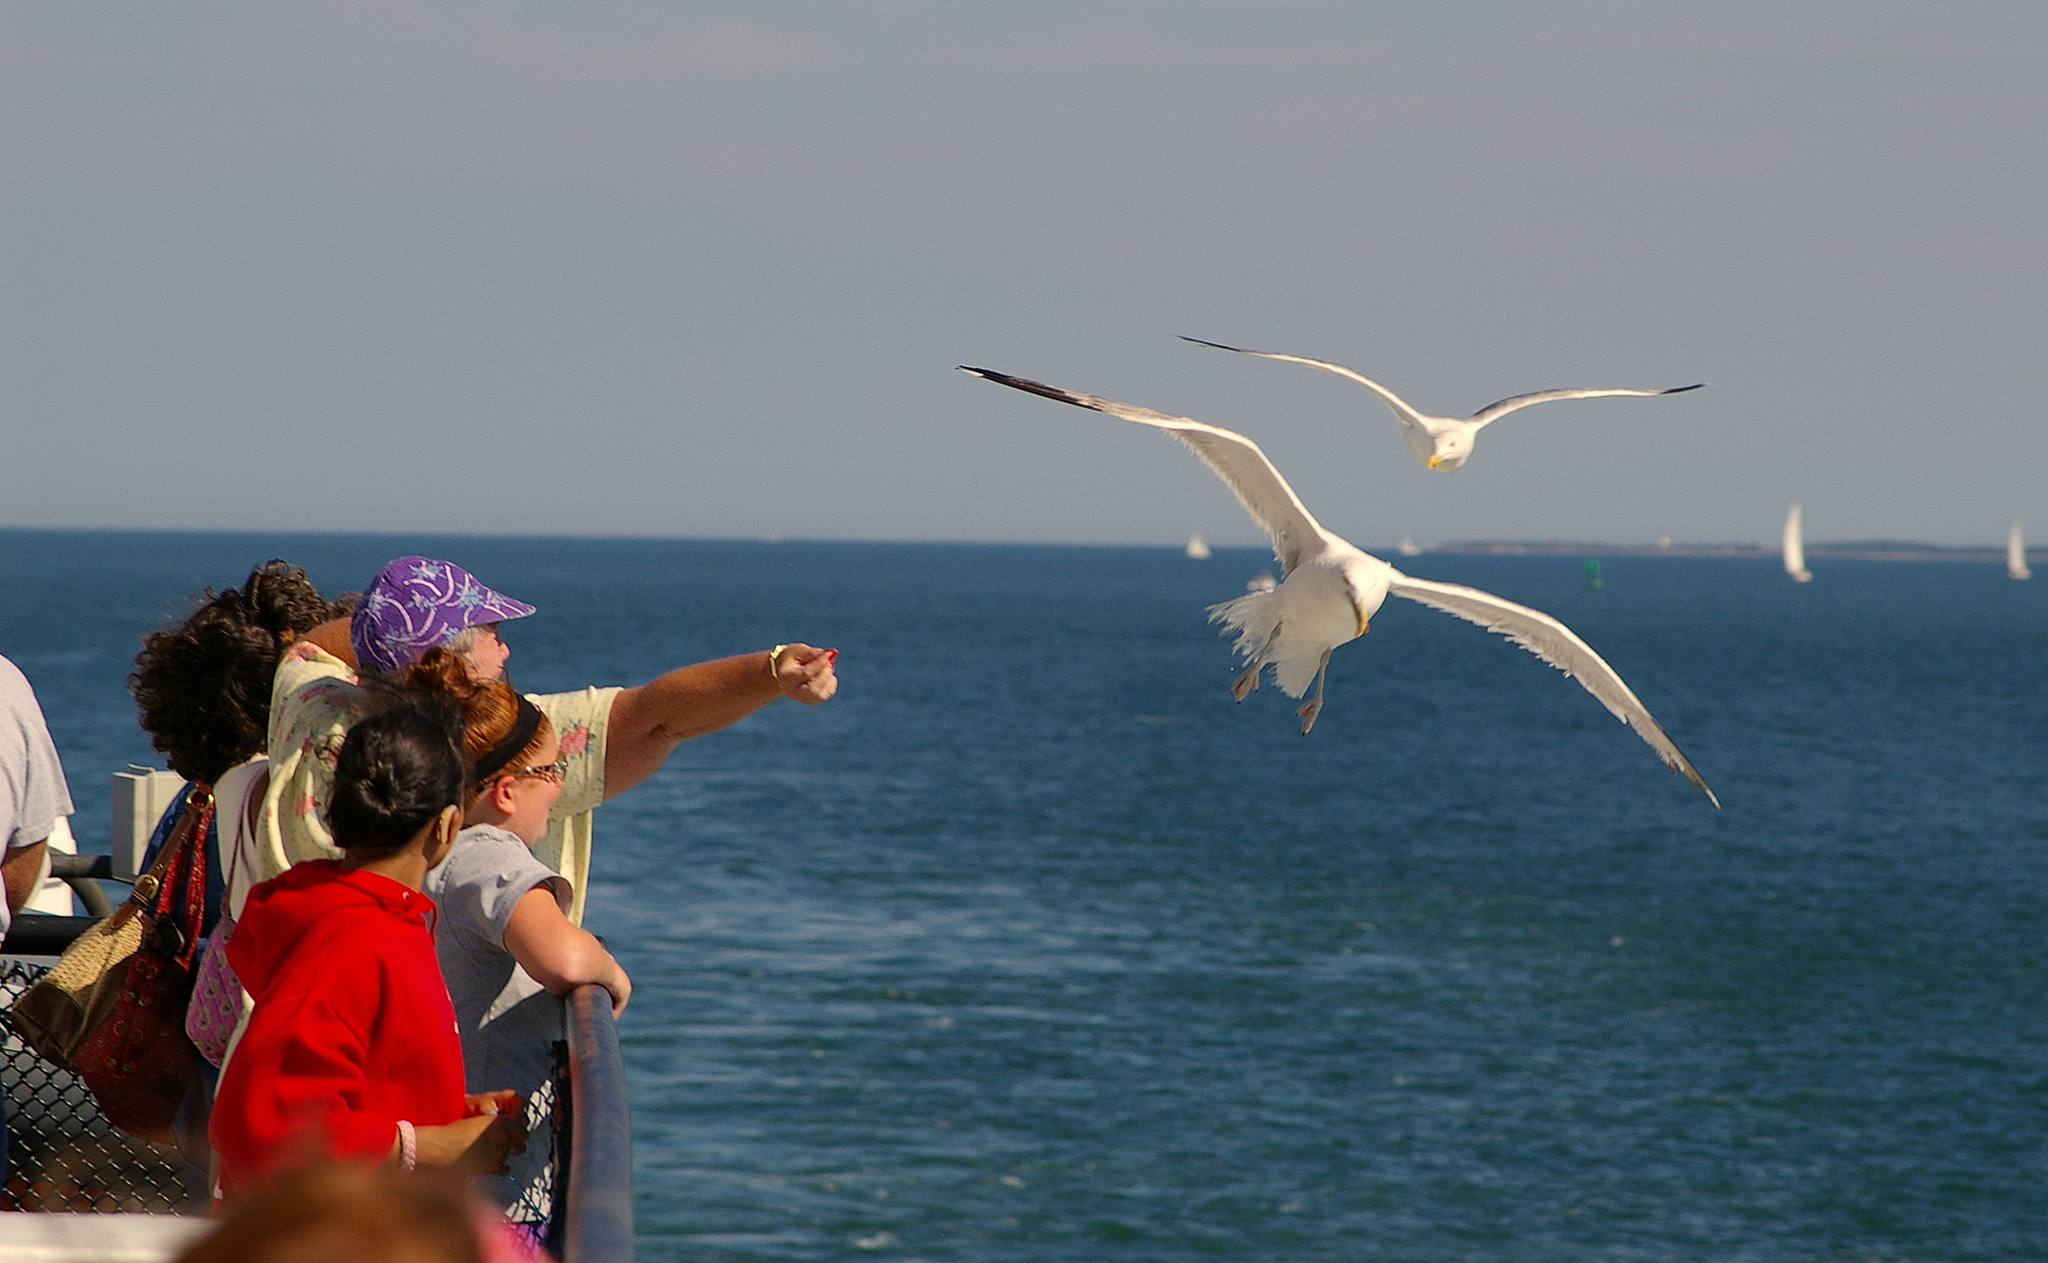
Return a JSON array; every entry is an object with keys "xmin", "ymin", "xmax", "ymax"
[{"xmin": 255, "ymin": 644, "xmax": 619, "ymax": 925}]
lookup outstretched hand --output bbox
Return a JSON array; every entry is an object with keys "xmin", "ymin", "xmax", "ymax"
[
  {"xmin": 773, "ymin": 644, "xmax": 838, "ymax": 704},
  {"xmin": 602, "ymin": 644, "xmax": 844, "ymax": 796}
]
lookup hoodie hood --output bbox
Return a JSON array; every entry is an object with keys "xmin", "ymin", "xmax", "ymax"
[{"xmin": 228, "ymin": 860, "xmax": 438, "ymax": 999}]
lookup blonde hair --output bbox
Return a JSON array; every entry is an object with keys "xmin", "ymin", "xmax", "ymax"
[{"xmin": 175, "ymin": 1164, "xmax": 481, "ymax": 1263}]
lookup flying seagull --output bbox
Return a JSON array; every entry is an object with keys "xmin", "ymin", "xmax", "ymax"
[
  {"xmin": 1182, "ymin": 337, "xmax": 1703, "ymax": 472},
  {"xmin": 961, "ymin": 365, "xmax": 1718, "ymax": 807}
]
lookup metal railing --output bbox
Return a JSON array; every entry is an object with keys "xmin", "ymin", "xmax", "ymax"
[
  {"xmin": 0, "ymin": 956, "xmax": 190, "ymax": 1212},
  {"xmin": 550, "ymin": 984, "xmax": 634, "ymax": 1263},
  {"xmin": 2, "ymin": 915, "xmax": 635, "ymax": 1258},
  {"xmin": 1, "ymin": 917, "xmax": 100, "ymax": 958},
  {"xmin": 47, "ymin": 854, "xmax": 116, "ymax": 918}
]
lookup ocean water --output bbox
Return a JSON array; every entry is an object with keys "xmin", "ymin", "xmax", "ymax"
[{"xmin": 3, "ymin": 529, "xmax": 2045, "ymax": 1261}]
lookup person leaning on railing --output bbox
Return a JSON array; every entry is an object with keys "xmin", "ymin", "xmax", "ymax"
[
  {"xmin": 406, "ymin": 651, "xmax": 631, "ymax": 1238},
  {"xmin": 209, "ymin": 702, "xmax": 526, "ymax": 1200},
  {"xmin": 254, "ymin": 555, "xmax": 837, "ymax": 925}
]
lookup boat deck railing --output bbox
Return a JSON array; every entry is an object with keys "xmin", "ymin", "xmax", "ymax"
[
  {"xmin": 0, "ymin": 953, "xmax": 189, "ymax": 1213},
  {"xmin": 550, "ymin": 984, "xmax": 634, "ymax": 1263},
  {"xmin": 2, "ymin": 909, "xmax": 634, "ymax": 1260}
]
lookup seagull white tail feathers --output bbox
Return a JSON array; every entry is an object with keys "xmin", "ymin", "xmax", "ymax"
[
  {"xmin": 1206, "ymin": 588, "xmax": 1327, "ymax": 697},
  {"xmin": 1386, "ymin": 572, "xmax": 1719, "ymax": 808},
  {"xmin": 1207, "ymin": 590, "xmax": 1275, "ymax": 657}
]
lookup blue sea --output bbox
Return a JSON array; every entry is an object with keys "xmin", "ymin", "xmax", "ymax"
[{"xmin": 4, "ymin": 529, "xmax": 2046, "ymax": 1261}]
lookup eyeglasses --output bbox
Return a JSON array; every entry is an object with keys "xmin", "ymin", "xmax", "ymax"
[{"xmin": 511, "ymin": 757, "xmax": 568, "ymax": 784}]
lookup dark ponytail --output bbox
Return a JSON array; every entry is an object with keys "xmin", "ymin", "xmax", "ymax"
[{"xmin": 327, "ymin": 700, "xmax": 466, "ymax": 857}]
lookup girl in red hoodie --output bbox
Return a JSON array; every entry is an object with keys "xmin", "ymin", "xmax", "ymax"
[{"xmin": 210, "ymin": 702, "xmax": 525, "ymax": 1196}]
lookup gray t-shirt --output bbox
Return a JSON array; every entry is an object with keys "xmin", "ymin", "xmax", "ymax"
[
  {"xmin": 0, "ymin": 655, "xmax": 75, "ymax": 936},
  {"xmin": 425, "ymin": 824, "xmax": 570, "ymax": 1220}
]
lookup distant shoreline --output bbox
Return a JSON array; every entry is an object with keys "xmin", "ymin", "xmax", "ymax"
[
  {"xmin": 1429, "ymin": 540, "xmax": 2015, "ymax": 562},
  {"xmin": 0, "ymin": 525, "xmax": 2025, "ymax": 561}
]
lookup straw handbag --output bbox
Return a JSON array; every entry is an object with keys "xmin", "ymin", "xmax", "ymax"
[{"xmin": 6, "ymin": 784, "xmax": 211, "ymax": 1141}]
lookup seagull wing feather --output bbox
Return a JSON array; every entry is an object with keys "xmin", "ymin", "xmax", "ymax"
[
  {"xmin": 1181, "ymin": 337, "xmax": 1431, "ymax": 430},
  {"xmin": 1387, "ymin": 571, "xmax": 1719, "ymax": 807},
  {"xmin": 962, "ymin": 366, "xmax": 1329, "ymax": 574},
  {"xmin": 1469, "ymin": 383, "xmax": 1706, "ymax": 428}
]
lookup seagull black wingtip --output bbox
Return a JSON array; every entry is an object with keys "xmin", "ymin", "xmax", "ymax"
[
  {"xmin": 960, "ymin": 366, "xmax": 1092, "ymax": 411},
  {"xmin": 1180, "ymin": 336, "xmax": 1248, "ymax": 353},
  {"xmin": 961, "ymin": 365, "xmax": 1032, "ymax": 391},
  {"xmin": 960, "ymin": 365, "xmax": 1028, "ymax": 390},
  {"xmin": 1663, "ymin": 383, "xmax": 1707, "ymax": 394}
]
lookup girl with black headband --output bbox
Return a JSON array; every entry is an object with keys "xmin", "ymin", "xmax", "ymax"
[{"xmin": 405, "ymin": 659, "xmax": 630, "ymax": 1235}]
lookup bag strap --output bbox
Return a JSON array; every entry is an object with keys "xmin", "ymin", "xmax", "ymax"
[
  {"xmin": 221, "ymin": 765, "xmax": 266, "ymax": 895},
  {"xmin": 105, "ymin": 784, "xmax": 213, "ymax": 933},
  {"xmin": 169, "ymin": 799, "xmax": 211, "ymax": 968},
  {"xmin": 165, "ymin": 795, "xmax": 212, "ymax": 907}
]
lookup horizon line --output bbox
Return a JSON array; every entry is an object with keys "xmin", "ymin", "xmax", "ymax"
[{"xmin": 0, "ymin": 523, "xmax": 2024, "ymax": 558}]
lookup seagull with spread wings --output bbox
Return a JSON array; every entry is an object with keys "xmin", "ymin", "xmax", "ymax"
[
  {"xmin": 1183, "ymin": 337, "xmax": 1702, "ymax": 472},
  {"xmin": 961, "ymin": 365, "xmax": 1718, "ymax": 806}
]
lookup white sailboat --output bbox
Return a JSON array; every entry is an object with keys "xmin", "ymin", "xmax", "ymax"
[
  {"xmin": 2009, "ymin": 517, "xmax": 2031, "ymax": 580},
  {"xmin": 1396, "ymin": 530, "xmax": 1421, "ymax": 557},
  {"xmin": 1783, "ymin": 503, "xmax": 1812, "ymax": 583},
  {"xmin": 1184, "ymin": 531, "xmax": 1212, "ymax": 560}
]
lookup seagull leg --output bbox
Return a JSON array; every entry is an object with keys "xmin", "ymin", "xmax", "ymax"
[
  {"xmin": 1296, "ymin": 651, "xmax": 1332, "ymax": 735},
  {"xmin": 1231, "ymin": 624, "xmax": 1281, "ymax": 702},
  {"xmin": 1231, "ymin": 664, "xmax": 1260, "ymax": 701}
]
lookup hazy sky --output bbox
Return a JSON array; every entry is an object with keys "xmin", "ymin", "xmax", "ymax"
[{"xmin": 5, "ymin": 3, "xmax": 2044, "ymax": 548}]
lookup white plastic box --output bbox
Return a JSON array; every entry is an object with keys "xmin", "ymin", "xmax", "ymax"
[{"xmin": 109, "ymin": 767, "xmax": 188, "ymax": 880}]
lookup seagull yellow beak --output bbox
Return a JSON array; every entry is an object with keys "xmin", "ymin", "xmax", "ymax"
[{"xmin": 1427, "ymin": 453, "xmax": 1445, "ymax": 469}]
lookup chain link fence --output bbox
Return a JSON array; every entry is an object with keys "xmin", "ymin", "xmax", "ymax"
[
  {"xmin": 1, "ymin": 956, "xmax": 189, "ymax": 1212},
  {"xmin": 1, "ymin": 953, "xmax": 581, "ymax": 1237}
]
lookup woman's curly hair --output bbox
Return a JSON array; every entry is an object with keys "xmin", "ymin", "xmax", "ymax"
[{"xmin": 130, "ymin": 561, "xmax": 352, "ymax": 784}]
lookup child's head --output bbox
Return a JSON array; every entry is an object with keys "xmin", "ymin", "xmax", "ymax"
[
  {"xmin": 174, "ymin": 1163, "xmax": 484, "ymax": 1263},
  {"xmin": 459, "ymin": 687, "xmax": 560, "ymax": 845},
  {"xmin": 391, "ymin": 651, "xmax": 559, "ymax": 842},
  {"xmin": 327, "ymin": 700, "xmax": 466, "ymax": 859}
]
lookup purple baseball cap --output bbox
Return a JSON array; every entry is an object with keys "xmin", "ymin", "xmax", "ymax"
[{"xmin": 349, "ymin": 556, "xmax": 536, "ymax": 674}]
